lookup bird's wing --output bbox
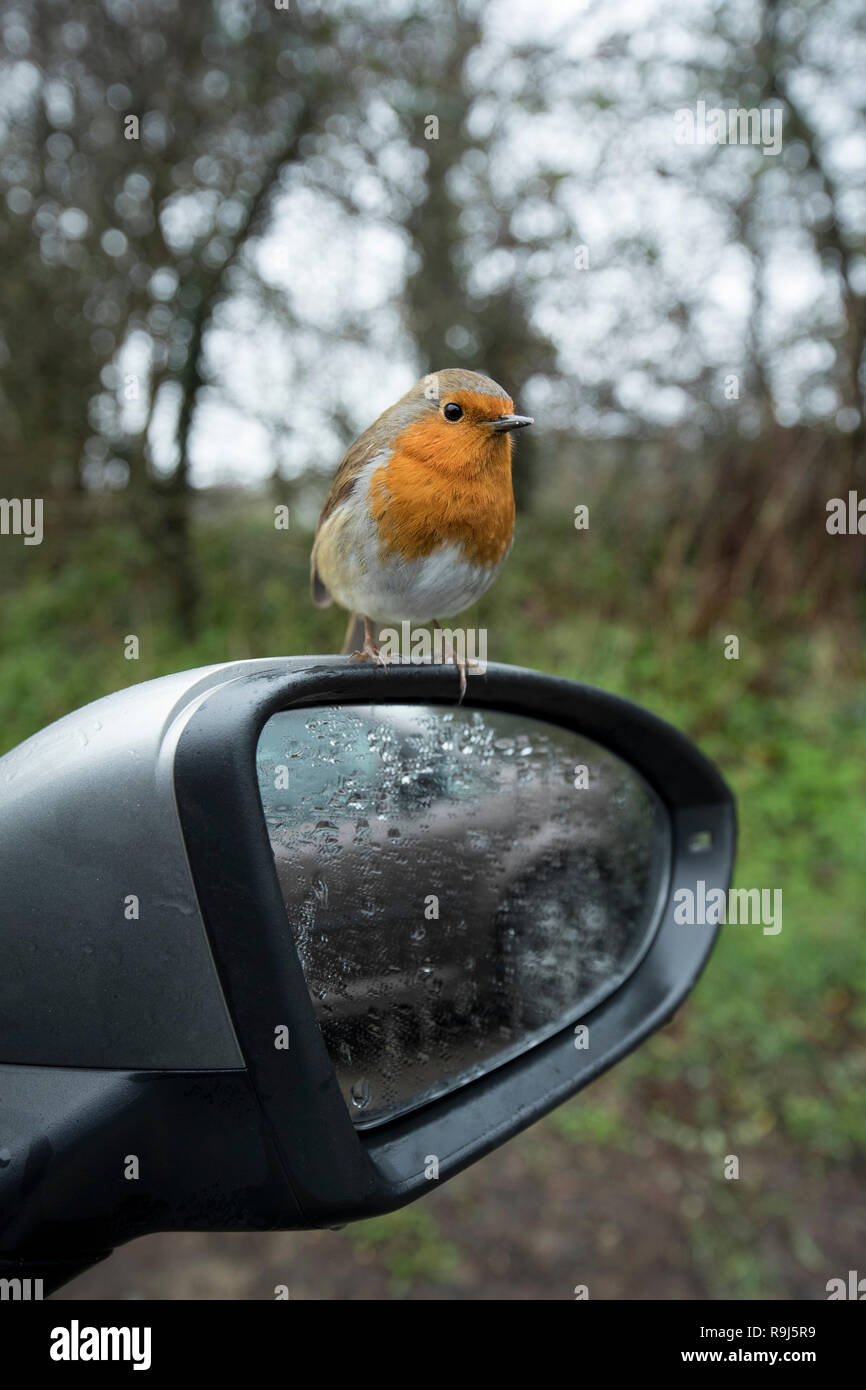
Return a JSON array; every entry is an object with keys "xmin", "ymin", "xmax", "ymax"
[
  {"xmin": 310, "ymin": 421, "xmax": 391, "ymax": 608},
  {"xmin": 310, "ymin": 539, "xmax": 333, "ymax": 608}
]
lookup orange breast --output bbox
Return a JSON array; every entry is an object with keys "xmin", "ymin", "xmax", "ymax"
[{"xmin": 369, "ymin": 400, "xmax": 516, "ymax": 567}]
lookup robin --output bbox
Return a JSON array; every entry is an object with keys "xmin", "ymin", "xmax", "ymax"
[{"xmin": 310, "ymin": 368, "xmax": 533, "ymax": 692}]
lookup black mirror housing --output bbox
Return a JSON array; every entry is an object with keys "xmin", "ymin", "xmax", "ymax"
[{"xmin": 0, "ymin": 658, "xmax": 735, "ymax": 1289}]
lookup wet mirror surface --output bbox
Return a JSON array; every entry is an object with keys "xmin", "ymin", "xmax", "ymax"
[{"xmin": 257, "ymin": 704, "xmax": 670, "ymax": 1128}]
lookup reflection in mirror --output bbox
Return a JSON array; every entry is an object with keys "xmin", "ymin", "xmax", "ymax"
[{"xmin": 257, "ymin": 705, "xmax": 670, "ymax": 1128}]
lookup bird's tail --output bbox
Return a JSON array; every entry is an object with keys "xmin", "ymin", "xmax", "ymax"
[{"xmin": 341, "ymin": 613, "xmax": 366, "ymax": 654}]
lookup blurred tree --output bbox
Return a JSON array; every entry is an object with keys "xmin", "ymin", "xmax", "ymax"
[
  {"xmin": 0, "ymin": 0, "xmax": 384, "ymax": 632},
  {"xmin": 652, "ymin": 0, "xmax": 866, "ymax": 628},
  {"xmin": 395, "ymin": 0, "xmax": 561, "ymax": 508}
]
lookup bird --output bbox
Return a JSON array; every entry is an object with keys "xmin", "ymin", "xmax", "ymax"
[{"xmin": 310, "ymin": 368, "xmax": 533, "ymax": 694}]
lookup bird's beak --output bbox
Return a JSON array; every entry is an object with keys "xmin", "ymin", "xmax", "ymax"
[{"xmin": 485, "ymin": 414, "xmax": 534, "ymax": 432}]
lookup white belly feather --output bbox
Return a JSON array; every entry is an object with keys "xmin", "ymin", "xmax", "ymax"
[{"xmin": 314, "ymin": 454, "xmax": 508, "ymax": 624}]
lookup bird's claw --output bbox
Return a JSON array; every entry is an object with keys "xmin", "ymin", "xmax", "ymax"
[
  {"xmin": 434, "ymin": 626, "xmax": 483, "ymax": 703},
  {"xmin": 351, "ymin": 627, "xmax": 389, "ymax": 668}
]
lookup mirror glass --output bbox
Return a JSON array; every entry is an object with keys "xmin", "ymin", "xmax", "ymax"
[{"xmin": 257, "ymin": 704, "xmax": 670, "ymax": 1128}]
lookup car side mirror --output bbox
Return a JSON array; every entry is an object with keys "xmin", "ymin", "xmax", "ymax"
[{"xmin": 0, "ymin": 658, "xmax": 735, "ymax": 1292}]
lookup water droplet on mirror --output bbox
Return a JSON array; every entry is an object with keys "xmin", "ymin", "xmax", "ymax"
[{"xmin": 351, "ymin": 1078, "xmax": 372, "ymax": 1110}]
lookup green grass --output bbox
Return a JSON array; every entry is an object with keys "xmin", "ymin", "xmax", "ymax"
[
  {"xmin": 345, "ymin": 1207, "xmax": 462, "ymax": 1293},
  {"xmin": 2, "ymin": 505, "xmax": 863, "ymax": 1296}
]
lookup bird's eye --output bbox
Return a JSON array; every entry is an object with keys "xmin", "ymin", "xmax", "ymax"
[{"xmin": 443, "ymin": 402, "xmax": 463, "ymax": 422}]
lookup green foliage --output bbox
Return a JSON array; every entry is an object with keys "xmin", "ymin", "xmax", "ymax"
[
  {"xmin": 547, "ymin": 1096, "xmax": 629, "ymax": 1147},
  {"xmin": 347, "ymin": 1207, "xmax": 462, "ymax": 1292}
]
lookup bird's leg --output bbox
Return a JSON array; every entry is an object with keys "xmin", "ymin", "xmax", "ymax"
[
  {"xmin": 433, "ymin": 620, "xmax": 482, "ymax": 702},
  {"xmin": 351, "ymin": 617, "xmax": 389, "ymax": 668}
]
